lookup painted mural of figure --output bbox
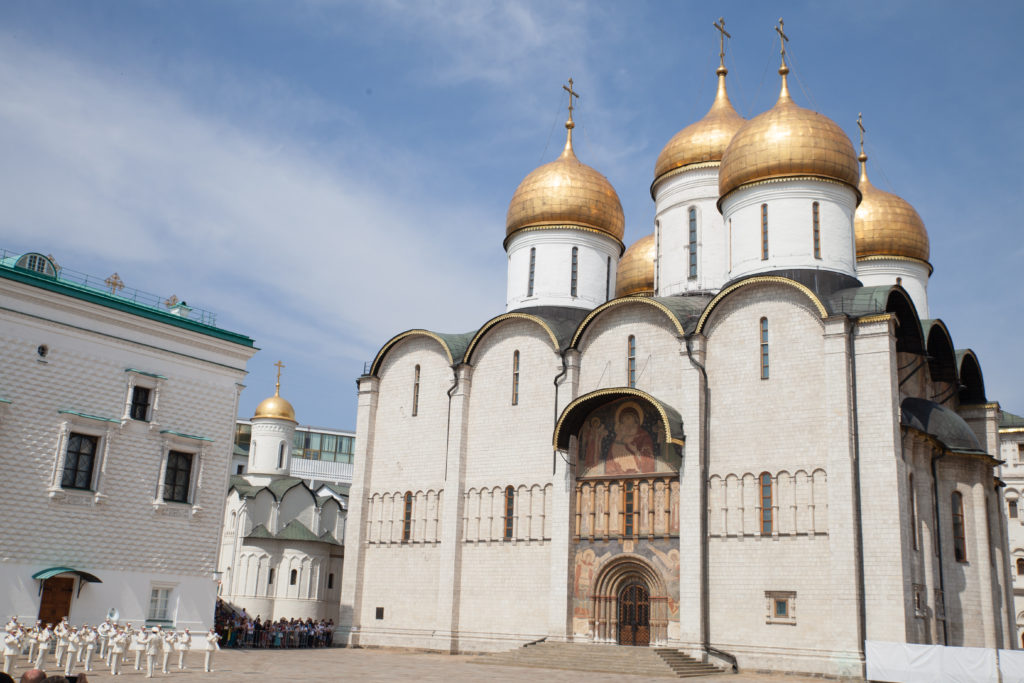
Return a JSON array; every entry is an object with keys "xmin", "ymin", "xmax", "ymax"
[
  {"xmin": 580, "ymin": 416, "xmax": 608, "ymax": 473},
  {"xmin": 573, "ymin": 548, "xmax": 597, "ymax": 603},
  {"xmin": 606, "ymin": 403, "xmax": 655, "ymax": 475}
]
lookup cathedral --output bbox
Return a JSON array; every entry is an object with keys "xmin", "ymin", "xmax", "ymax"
[{"xmin": 338, "ymin": 25, "xmax": 1014, "ymax": 677}]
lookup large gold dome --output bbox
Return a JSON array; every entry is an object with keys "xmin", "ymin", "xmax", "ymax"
[
  {"xmin": 615, "ymin": 234, "xmax": 655, "ymax": 297},
  {"xmin": 719, "ymin": 67, "xmax": 859, "ymax": 200},
  {"xmin": 253, "ymin": 390, "xmax": 297, "ymax": 423},
  {"xmin": 506, "ymin": 121, "xmax": 625, "ymax": 243},
  {"xmin": 654, "ymin": 66, "xmax": 745, "ymax": 185},
  {"xmin": 855, "ymin": 154, "xmax": 930, "ymax": 263}
]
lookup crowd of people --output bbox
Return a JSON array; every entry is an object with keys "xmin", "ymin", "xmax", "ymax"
[
  {"xmin": 3, "ymin": 615, "xmax": 220, "ymax": 679},
  {"xmin": 214, "ymin": 600, "xmax": 334, "ymax": 649}
]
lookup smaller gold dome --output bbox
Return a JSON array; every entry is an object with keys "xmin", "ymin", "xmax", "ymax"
[
  {"xmin": 615, "ymin": 234, "xmax": 656, "ymax": 297},
  {"xmin": 719, "ymin": 66, "xmax": 860, "ymax": 200},
  {"xmin": 506, "ymin": 120, "xmax": 625, "ymax": 243},
  {"xmin": 654, "ymin": 66, "xmax": 745, "ymax": 183},
  {"xmin": 253, "ymin": 387, "xmax": 297, "ymax": 423},
  {"xmin": 855, "ymin": 154, "xmax": 930, "ymax": 263}
]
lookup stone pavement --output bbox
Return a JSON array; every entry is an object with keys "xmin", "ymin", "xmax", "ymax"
[{"xmin": 10, "ymin": 647, "xmax": 842, "ymax": 682}]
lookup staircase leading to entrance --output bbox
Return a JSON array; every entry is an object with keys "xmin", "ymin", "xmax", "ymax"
[{"xmin": 478, "ymin": 642, "xmax": 727, "ymax": 678}]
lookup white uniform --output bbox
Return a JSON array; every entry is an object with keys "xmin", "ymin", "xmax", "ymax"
[
  {"xmin": 97, "ymin": 620, "xmax": 112, "ymax": 658},
  {"xmin": 203, "ymin": 629, "xmax": 221, "ymax": 672},
  {"xmin": 34, "ymin": 627, "xmax": 52, "ymax": 669},
  {"xmin": 175, "ymin": 629, "xmax": 191, "ymax": 670},
  {"xmin": 2, "ymin": 632, "xmax": 19, "ymax": 674},
  {"xmin": 24, "ymin": 626, "xmax": 38, "ymax": 663},
  {"xmin": 63, "ymin": 630, "xmax": 80, "ymax": 676},
  {"xmin": 53, "ymin": 619, "xmax": 68, "ymax": 667},
  {"xmin": 83, "ymin": 627, "xmax": 98, "ymax": 671},
  {"xmin": 132, "ymin": 629, "xmax": 145, "ymax": 670},
  {"xmin": 161, "ymin": 631, "xmax": 175, "ymax": 673},
  {"xmin": 110, "ymin": 631, "xmax": 128, "ymax": 676}
]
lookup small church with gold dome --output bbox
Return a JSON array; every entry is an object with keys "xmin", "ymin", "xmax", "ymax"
[
  {"xmin": 338, "ymin": 21, "xmax": 1014, "ymax": 677},
  {"xmin": 216, "ymin": 369, "xmax": 346, "ymax": 622}
]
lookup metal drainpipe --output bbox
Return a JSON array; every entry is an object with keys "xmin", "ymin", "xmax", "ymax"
[
  {"xmin": 443, "ymin": 364, "xmax": 461, "ymax": 481},
  {"xmin": 931, "ymin": 451, "xmax": 949, "ymax": 646},
  {"xmin": 847, "ymin": 319, "xmax": 868, "ymax": 674},
  {"xmin": 552, "ymin": 351, "xmax": 570, "ymax": 475},
  {"xmin": 684, "ymin": 335, "xmax": 712, "ymax": 664}
]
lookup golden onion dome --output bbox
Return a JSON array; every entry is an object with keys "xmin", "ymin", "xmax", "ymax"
[
  {"xmin": 654, "ymin": 66, "xmax": 745, "ymax": 185},
  {"xmin": 506, "ymin": 118, "xmax": 625, "ymax": 244},
  {"xmin": 719, "ymin": 65, "xmax": 859, "ymax": 201},
  {"xmin": 253, "ymin": 384, "xmax": 297, "ymax": 423},
  {"xmin": 855, "ymin": 153, "xmax": 930, "ymax": 263},
  {"xmin": 615, "ymin": 233, "xmax": 656, "ymax": 298}
]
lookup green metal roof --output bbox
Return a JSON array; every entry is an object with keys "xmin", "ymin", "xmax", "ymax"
[
  {"xmin": 57, "ymin": 409, "xmax": 119, "ymax": 423},
  {"xmin": 1001, "ymin": 411, "xmax": 1024, "ymax": 430},
  {"xmin": 0, "ymin": 258, "xmax": 254, "ymax": 347},
  {"xmin": 31, "ymin": 566, "xmax": 102, "ymax": 583},
  {"xmin": 159, "ymin": 429, "xmax": 213, "ymax": 442},
  {"xmin": 245, "ymin": 520, "xmax": 342, "ymax": 546},
  {"xmin": 901, "ymin": 397, "xmax": 987, "ymax": 456}
]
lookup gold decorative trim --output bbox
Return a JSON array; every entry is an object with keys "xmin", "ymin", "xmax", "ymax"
[
  {"xmin": 464, "ymin": 313, "xmax": 560, "ymax": 363},
  {"xmin": 369, "ymin": 329, "xmax": 454, "ymax": 376},
  {"xmin": 553, "ymin": 387, "xmax": 685, "ymax": 450},
  {"xmin": 717, "ymin": 174, "xmax": 861, "ymax": 212},
  {"xmin": 857, "ymin": 254, "xmax": 934, "ymax": 276},
  {"xmin": 570, "ymin": 296, "xmax": 686, "ymax": 348},
  {"xmin": 856, "ymin": 313, "xmax": 894, "ymax": 325},
  {"xmin": 650, "ymin": 161, "xmax": 721, "ymax": 198},
  {"xmin": 504, "ymin": 223, "xmax": 626, "ymax": 254},
  {"xmin": 695, "ymin": 276, "xmax": 828, "ymax": 334},
  {"xmin": 999, "ymin": 428, "xmax": 1024, "ymax": 434}
]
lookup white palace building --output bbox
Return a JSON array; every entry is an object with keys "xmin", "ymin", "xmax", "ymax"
[{"xmin": 338, "ymin": 27, "xmax": 1016, "ymax": 678}]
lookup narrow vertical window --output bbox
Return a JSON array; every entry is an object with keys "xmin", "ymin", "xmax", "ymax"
[
  {"xmin": 1017, "ymin": 558, "xmax": 1024, "ymax": 576},
  {"xmin": 951, "ymin": 491, "xmax": 966, "ymax": 562},
  {"xmin": 62, "ymin": 433, "xmax": 98, "ymax": 490},
  {"xmin": 527, "ymin": 247, "xmax": 536, "ymax": 297},
  {"xmin": 277, "ymin": 443, "xmax": 284, "ymax": 469},
  {"xmin": 909, "ymin": 473, "xmax": 918, "ymax": 551},
  {"xmin": 688, "ymin": 207, "xmax": 698, "ymax": 278},
  {"xmin": 511, "ymin": 350, "xmax": 520, "ymax": 406},
  {"xmin": 605, "ymin": 256, "xmax": 611, "ymax": 300},
  {"xmin": 403, "ymin": 491, "xmax": 413, "ymax": 542},
  {"xmin": 627, "ymin": 335, "xmax": 637, "ymax": 388},
  {"xmin": 412, "ymin": 365, "xmax": 420, "ymax": 417},
  {"xmin": 760, "ymin": 318, "xmax": 769, "ymax": 380},
  {"xmin": 130, "ymin": 386, "xmax": 151, "ymax": 421},
  {"xmin": 504, "ymin": 486, "xmax": 515, "ymax": 540},
  {"xmin": 1010, "ymin": 500, "xmax": 1018, "ymax": 519},
  {"xmin": 812, "ymin": 202, "xmax": 821, "ymax": 259},
  {"xmin": 164, "ymin": 450, "xmax": 193, "ymax": 503},
  {"xmin": 760, "ymin": 472, "xmax": 773, "ymax": 536},
  {"xmin": 289, "ymin": 569, "xmax": 298, "ymax": 586},
  {"xmin": 761, "ymin": 204, "xmax": 769, "ymax": 260},
  {"xmin": 570, "ymin": 247, "xmax": 578, "ymax": 297},
  {"xmin": 623, "ymin": 482, "xmax": 636, "ymax": 536},
  {"xmin": 268, "ymin": 568, "xmax": 275, "ymax": 585}
]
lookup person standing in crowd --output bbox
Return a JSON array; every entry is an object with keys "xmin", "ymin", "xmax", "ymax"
[
  {"xmin": 51, "ymin": 619, "xmax": 68, "ymax": 670},
  {"xmin": 143, "ymin": 627, "xmax": 160, "ymax": 679},
  {"xmin": 175, "ymin": 628, "xmax": 191, "ymax": 670},
  {"xmin": 2, "ymin": 629, "xmax": 18, "ymax": 675},
  {"xmin": 203, "ymin": 627, "xmax": 221, "ymax": 672},
  {"xmin": 160, "ymin": 627, "xmax": 175, "ymax": 674},
  {"xmin": 109, "ymin": 628, "xmax": 128, "ymax": 677},
  {"xmin": 81, "ymin": 625, "xmax": 97, "ymax": 672},
  {"xmin": 62, "ymin": 627, "xmax": 80, "ymax": 678},
  {"xmin": 96, "ymin": 620, "xmax": 111, "ymax": 661},
  {"xmin": 32, "ymin": 625, "xmax": 51, "ymax": 671}
]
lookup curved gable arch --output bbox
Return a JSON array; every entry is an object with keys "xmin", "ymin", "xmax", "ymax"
[
  {"xmin": 464, "ymin": 313, "xmax": 559, "ymax": 364},
  {"xmin": 369, "ymin": 330, "xmax": 455, "ymax": 377},
  {"xmin": 571, "ymin": 297, "xmax": 686, "ymax": 349},
  {"xmin": 886, "ymin": 289, "xmax": 924, "ymax": 354},
  {"xmin": 695, "ymin": 276, "xmax": 828, "ymax": 335},
  {"xmin": 923, "ymin": 320, "xmax": 958, "ymax": 385},
  {"xmin": 957, "ymin": 350, "xmax": 986, "ymax": 405},
  {"xmin": 554, "ymin": 387, "xmax": 685, "ymax": 450}
]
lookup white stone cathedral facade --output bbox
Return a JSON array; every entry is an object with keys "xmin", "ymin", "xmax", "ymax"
[{"xmin": 339, "ymin": 38, "xmax": 1015, "ymax": 677}]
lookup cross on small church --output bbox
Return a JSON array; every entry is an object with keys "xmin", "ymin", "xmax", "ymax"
[
  {"xmin": 775, "ymin": 18, "xmax": 789, "ymax": 66},
  {"xmin": 274, "ymin": 360, "xmax": 285, "ymax": 394},
  {"xmin": 713, "ymin": 17, "xmax": 731, "ymax": 67},
  {"xmin": 562, "ymin": 78, "xmax": 579, "ymax": 119},
  {"xmin": 857, "ymin": 112, "xmax": 866, "ymax": 155}
]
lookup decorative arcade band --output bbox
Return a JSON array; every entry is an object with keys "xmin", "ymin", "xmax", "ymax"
[{"xmin": 3, "ymin": 615, "xmax": 221, "ymax": 678}]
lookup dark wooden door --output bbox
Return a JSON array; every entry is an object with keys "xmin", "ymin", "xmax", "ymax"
[
  {"xmin": 38, "ymin": 577, "xmax": 74, "ymax": 625},
  {"xmin": 617, "ymin": 582, "xmax": 650, "ymax": 646}
]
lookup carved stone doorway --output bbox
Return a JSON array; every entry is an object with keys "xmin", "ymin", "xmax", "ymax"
[{"xmin": 617, "ymin": 582, "xmax": 650, "ymax": 646}]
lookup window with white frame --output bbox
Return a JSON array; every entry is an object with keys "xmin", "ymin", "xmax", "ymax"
[
  {"xmin": 163, "ymin": 451, "xmax": 194, "ymax": 503},
  {"xmin": 51, "ymin": 414, "xmax": 116, "ymax": 500},
  {"xmin": 122, "ymin": 369, "xmax": 165, "ymax": 425},
  {"xmin": 62, "ymin": 433, "xmax": 99, "ymax": 490},
  {"xmin": 148, "ymin": 587, "xmax": 171, "ymax": 622},
  {"xmin": 765, "ymin": 590, "xmax": 796, "ymax": 625},
  {"xmin": 155, "ymin": 434, "xmax": 207, "ymax": 509}
]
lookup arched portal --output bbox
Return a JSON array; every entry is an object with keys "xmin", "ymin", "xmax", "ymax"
[{"xmin": 591, "ymin": 555, "xmax": 669, "ymax": 645}]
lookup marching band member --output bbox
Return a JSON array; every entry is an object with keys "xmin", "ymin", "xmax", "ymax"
[
  {"xmin": 175, "ymin": 627, "xmax": 191, "ymax": 670},
  {"xmin": 203, "ymin": 626, "xmax": 222, "ymax": 672},
  {"xmin": 109, "ymin": 628, "xmax": 128, "ymax": 676},
  {"xmin": 160, "ymin": 626, "xmax": 175, "ymax": 674},
  {"xmin": 33, "ymin": 623, "xmax": 52, "ymax": 669},
  {"xmin": 82, "ymin": 624, "xmax": 98, "ymax": 671},
  {"xmin": 131, "ymin": 624, "xmax": 145, "ymax": 670},
  {"xmin": 63, "ymin": 626, "xmax": 80, "ymax": 677},
  {"xmin": 2, "ymin": 629, "xmax": 18, "ymax": 674},
  {"xmin": 53, "ymin": 617, "xmax": 69, "ymax": 668}
]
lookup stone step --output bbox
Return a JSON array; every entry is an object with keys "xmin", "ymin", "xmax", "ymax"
[{"xmin": 478, "ymin": 642, "xmax": 728, "ymax": 678}]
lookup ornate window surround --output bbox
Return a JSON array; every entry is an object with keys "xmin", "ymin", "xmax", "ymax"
[
  {"xmin": 48, "ymin": 410, "xmax": 118, "ymax": 505},
  {"xmin": 121, "ymin": 368, "xmax": 167, "ymax": 428},
  {"xmin": 153, "ymin": 430, "xmax": 211, "ymax": 516}
]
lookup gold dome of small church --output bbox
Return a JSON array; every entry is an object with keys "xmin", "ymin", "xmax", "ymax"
[
  {"xmin": 719, "ymin": 48, "xmax": 859, "ymax": 200},
  {"xmin": 506, "ymin": 81, "xmax": 625, "ymax": 244},
  {"xmin": 253, "ymin": 362, "xmax": 297, "ymax": 423},
  {"xmin": 615, "ymin": 234, "xmax": 656, "ymax": 297},
  {"xmin": 855, "ymin": 142, "xmax": 930, "ymax": 263}
]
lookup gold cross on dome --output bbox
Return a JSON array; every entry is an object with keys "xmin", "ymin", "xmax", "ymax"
[
  {"xmin": 857, "ymin": 112, "xmax": 866, "ymax": 155},
  {"xmin": 104, "ymin": 272, "xmax": 124, "ymax": 294},
  {"xmin": 775, "ymin": 18, "xmax": 789, "ymax": 67},
  {"xmin": 562, "ymin": 78, "xmax": 579, "ymax": 119},
  {"xmin": 274, "ymin": 360, "xmax": 285, "ymax": 395},
  {"xmin": 713, "ymin": 17, "xmax": 731, "ymax": 68}
]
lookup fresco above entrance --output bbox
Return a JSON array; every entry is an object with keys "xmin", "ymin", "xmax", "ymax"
[{"xmin": 577, "ymin": 397, "xmax": 680, "ymax": 477}]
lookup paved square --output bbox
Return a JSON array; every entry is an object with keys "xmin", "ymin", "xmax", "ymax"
[{"xmin": 8, "ymin": 647, "xmax": 837, "ymax": 682}]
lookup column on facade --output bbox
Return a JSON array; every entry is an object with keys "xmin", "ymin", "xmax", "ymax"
[
  {"xmin": 548, "ymin": 349, "xmax": 579, "ymax": 640},
  {"xmin": 339, "ymin": 376, "xmax": 380, "ymax": 646},
  {"xmin": 434, "ymin": 364, "xmax": 472, "ymax": 652},
  {"xmin": 677, "ymin": 336, "xmax": 705, "ymax": 652}
]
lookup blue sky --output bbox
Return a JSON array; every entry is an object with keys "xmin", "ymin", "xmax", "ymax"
[{"xmin": 1, "ymin": 1, "xmax": 1022, "ymax": 429}]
